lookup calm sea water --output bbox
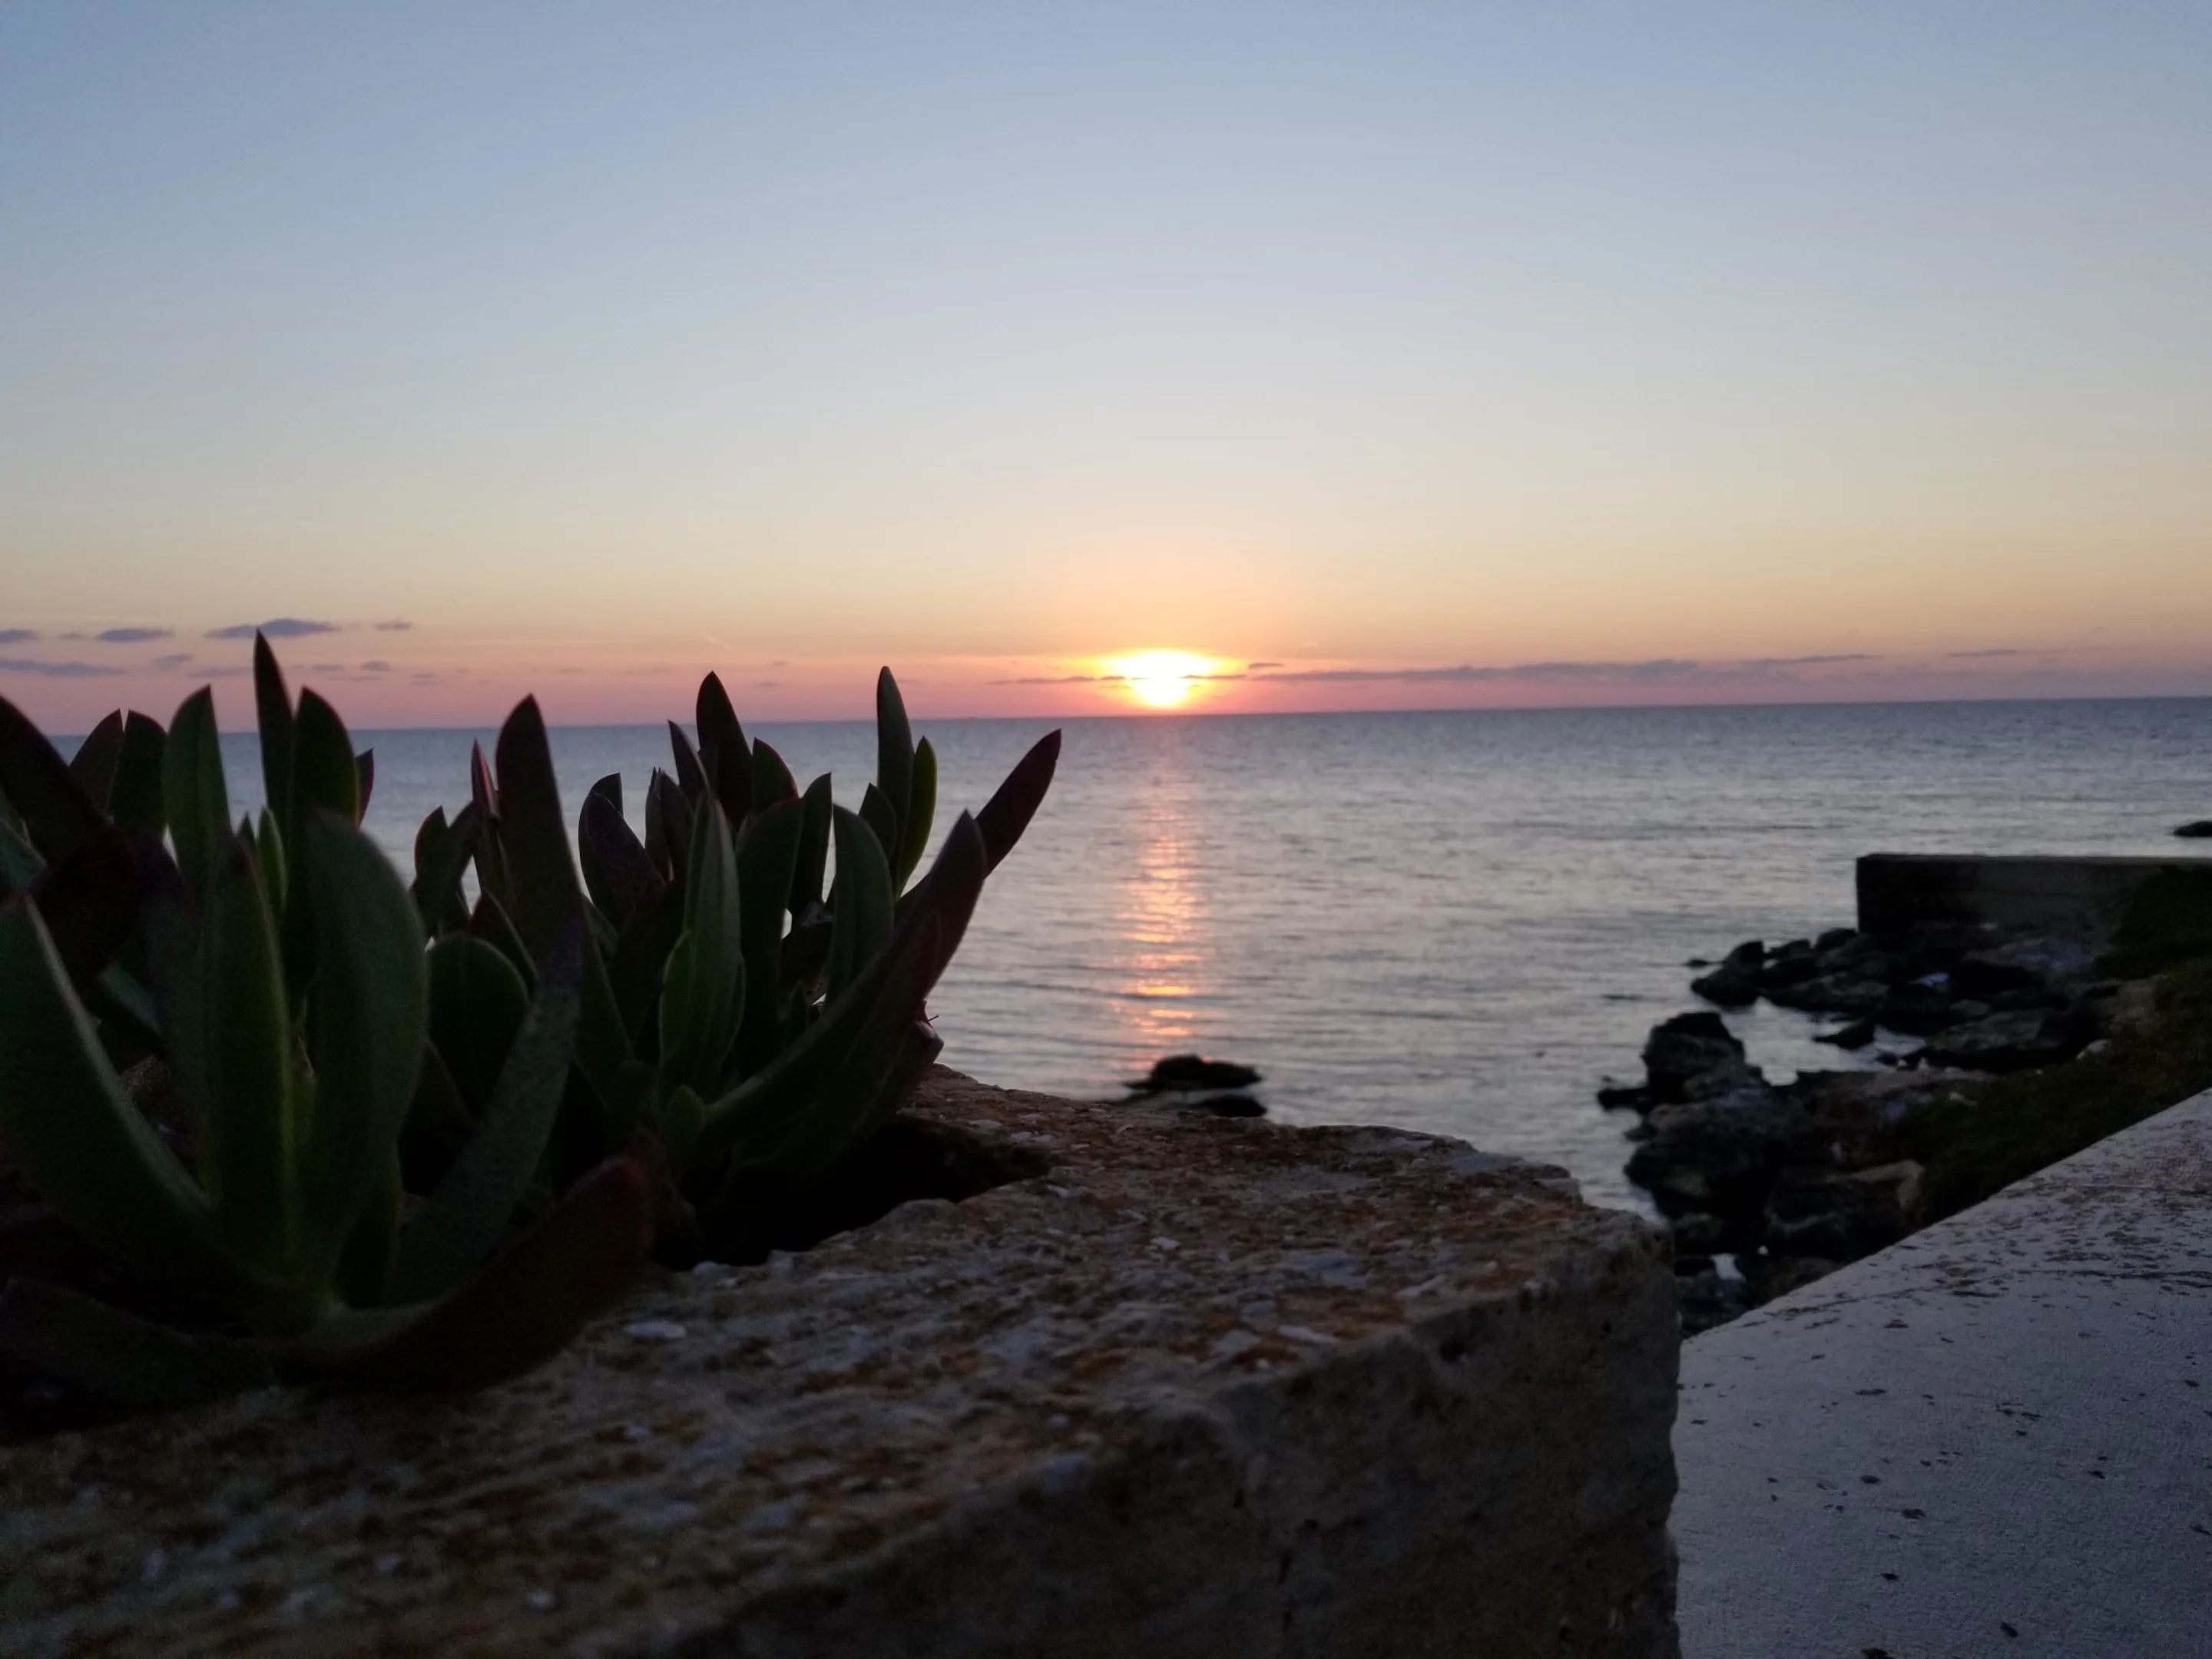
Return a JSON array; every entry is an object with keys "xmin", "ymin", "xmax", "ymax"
[{"xmin": 206, "ymin": 699, "xmax": 2212, "ymax": 1210}]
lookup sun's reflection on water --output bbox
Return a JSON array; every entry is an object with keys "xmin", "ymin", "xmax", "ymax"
[{"xmin": 1109, "ymin": 803, "xmax": 1209, "ymax": 1062}]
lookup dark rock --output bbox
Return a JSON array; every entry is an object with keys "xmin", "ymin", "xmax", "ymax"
[
  {"xmin": 2174, "ymin": 820, "xmax": 2212, "ymax": 839},
  {"xmin": 1596, "ymin": 1083, "xmax": 1653, "ymax": 1111},
  {"xmin": 1765, "ymin": 973, "xmax": 1888, "ymax": 1016},
  {"xmin": 1670, "ymin": 1213, "xmax": 1731, "ymax": 1256},
  {"xmin": 1641, "ymin": 1012, "xmax": 1764, "ymax": 1103},
  {"xmin": 1720, "ymin": 939, "xmax": 1765, "ymax": 969},
  {"xmin": 1874, "ymin": 982, "xmax": 1958, "ymax": 1035},
  {"xmin": 1684, "ymin": 957, "xmax": 1712, "ymax": 969},
  {"xmin": 1128, "ymin": 1055, "xmax": 1261, "ymax": 1094},
  {"xmin": 1758, "ymin": 945, "xmax": 1821, "ymax": 991},
  {"xmin": 1690, "ymin": 962, "xmax": 1760, "ymax": 1008},
  {"xmin": 1949, "ymin": 955, "xmax": 2048, "ymax": 999},
  {"xmin": 1815, "ymin": 928, "xmax": 1858, "ymax": 952},
  {"xmin": 1626, "ymin": 1083, "xmax": 1798, "ymax": 1219},
  {"xmin": 1675, "ymin": 1264, "xmax": 1753, "ymax": 1335},
  {"xmin": 1813, "ymin": 1018, "xmax": 1876, "ymax": 1050},
  {"xmin": 1921, "ymin": 1008, "xmax": 2088, "ymax": 1074},
  {"xmin": 1763, "ymin": 1160, "xmax": 1924, "ymax": 1259}
]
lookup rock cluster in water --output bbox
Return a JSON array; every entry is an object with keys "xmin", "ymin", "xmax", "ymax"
[
  {"xmin": 1119, "ymin": 1053, "xmax": 1267, "ymax": 1118},
  {"xmin": 1604, "ymin": 927, "xmax": 2128, "ymax": 1333}
]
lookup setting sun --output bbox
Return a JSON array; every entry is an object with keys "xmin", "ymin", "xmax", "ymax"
[{"xmin": 1105, "ymin": 651, "xmax": 1218, "ymax": 709}]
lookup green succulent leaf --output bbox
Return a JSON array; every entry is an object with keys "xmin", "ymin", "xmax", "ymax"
[
  {"xmin": 410, "ymin": 802, "xmax": 478, "ymax": 937},
  {"xmin": 588, "ymin": 771, "xmax": 623, "ymax": 815},
  {"xmin": 0, "ymin": 816, "xmax": 41, "ymax": 895},
  {"xmin": 975, "ymin": 729, "xmax": 1062, "ymax": 873},
  {"xmin": 0, "ymin": 896, "xmax": 268, "ymax": 1315},
  {"xmin": 893, "ymin": 737, "xmax": 937, "ymax": 892},
  {"xmin": 354, "ymin": 750, "xmax": 376, "ymax": 819},
  {"xmin": 296, "ymin": 810, "xmax": 430, "ymax": 1286},
  {"xmin": 161, "ymin": 688, "xmax": 231, "ymax": 906},
  {"xmin": 657, "ymin": 799, "xmax": 743, "ymax": 1099},
  {"xmin": 335, "ymin": 1144, "xmax": 401, "ymax": 1307},
  {"xmin": 68, "ymin": 711, "xmax": 125, "ymax": 810},
  {"xmin": 580, "ymin": 790, "xmax": 662, "ymax": 930},
  {"xmin": 289, "ymin": 690, "xmax": 361, "ymax": 843},
  {"xmin": 196, "ymin": 841, "xmax": 296, "ymax": 1275},
  {"xmin": 667, "ymin": 720, "xmax": 707, "ymax": 804},
  {"xmin": 606, "ymin": 877, "xmax": 684, "ymax": 1047},
  {"xmin": 253, "ymin": 633, "xmax": 296, "ymax": 828},
  {"xmin": 790, "ymin": 772, "xmax": 833, "ymax": 916},
  {"xmin": 468, "ymin": 890, "xmax": 536, "ymax": 989},
  {"xmin": 255, "ymin": 805, "xmax": 288, "ymax": 919},
  {"xmin": 492, "ymin": 698, "xmax": 588, "ymax": 968},
  {"xmin": 468, "ymin": 742, "xmax": 512, "ymax": 911},
  {"xmin": 426, "ymin": 932, "xmax": 532, "ymax": 1114},
  {"xmin": 696, "ymin": 674, "xmax": 751, "ymax": 823},
  {"xmin": 875, "ymin": 667, "xmax": 914, "ymax": 843},
  {"xmin": 764, "ymin": 1012, "xmax": 944, "ymax": 1192},
  {"xmin": 857, "ymin": 781, "xmax": 899, "ymax": 872},
  {"xmin": 0, "ymin": 694, "xmax": 108, "ymax": 863},
  {"xmin": 733, "ymin": 797, "xmax": 803, "ymax": 1075},
  {"xmin": 750, "ymin": 738, "xmax": 797, "ymax": 812},
  {"xmin": 827, "ymin": 806, "xmax": 894, "ymax": 1002},
  {"xmin": 390, "ymin": 924, "xmax": 585, "ymax": 1304},
  {"xmin": 644, "ymin": 768, "xmax": 691, "ymax": 883},
  {"xmin": 106, "ymin": 712, "xmax": 168, "ymax": 840}
]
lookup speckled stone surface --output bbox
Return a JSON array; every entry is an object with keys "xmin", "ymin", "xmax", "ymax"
[
  {"xmin": 1674, "ymin": 1086, "xmax": 2212, "ymax": 1657},
  {"xmin": 0, "ymin": 1070, "xmax": 1680, "ymax": 1658}
]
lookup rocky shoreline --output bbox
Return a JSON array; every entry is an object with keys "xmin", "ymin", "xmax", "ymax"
[{"xmin": 1604, "ymin": 922, "xmax": 2148, "ymax": 1333}]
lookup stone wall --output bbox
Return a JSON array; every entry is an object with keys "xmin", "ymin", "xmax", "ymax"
[{"xmin": 0, "ymin": 1071, "xmax": 1682, "ymax": 1658}]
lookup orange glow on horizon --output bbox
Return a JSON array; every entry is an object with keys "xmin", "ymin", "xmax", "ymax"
[{"xmin": 1104, "ymin": 651, "xmax": 1220, "ymax": 710}]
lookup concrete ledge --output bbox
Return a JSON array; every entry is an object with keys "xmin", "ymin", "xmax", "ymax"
[
  {"xmin": 0, "ymin": 1071, "xmax": 1681, "ymax": 1658},
  {"xmin": 1671, "ymin": 1087, "xmax": 2212, "ymax": 1657},
  {"xmin": 1856, "ymin": 852, "xmax": 2208, "ymax": 942}
]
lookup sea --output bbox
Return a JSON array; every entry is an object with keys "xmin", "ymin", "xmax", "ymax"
[{"xmin": 209, "ymin": 698, "xmax": 2212, "ymax": 1212}]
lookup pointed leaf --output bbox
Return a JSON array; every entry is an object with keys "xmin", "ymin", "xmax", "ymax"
[
  {"xmin": 162, "ymin": 689, "xmax": 231, "ymax": 906},
  {"xmin": 750, "ymin": 738, "xmax": 797, "ymax": 811},
  {"xmin": 468, "ymin": 742, "xmax": 511, "ymax": 910},
  {"xmin": 791, "ymin": 772, "xmax": 833, "ymax": 915},
  {"xmin": 857, "ymin": 781, "xmax": 899, "ymax": 873},
  {"xmin": 391, "ymin": 925, "xmax": 585, "ymax": 1303},
  {"xmin": 411, "ymin": 803, "xmax": 478, "ymax": 936},
  {"xmin": 296, "ymin": 811, "xmax": 429, "ymax": 1283},
  {"xmin": 253, "ymin": 633, "xmax": 296, "ymax": 827},
  {"xmin": 667, "ymin": 720, "xmax": 707, "ymax": 804},
  {"xmin": 657, "ymin": 800, "xmax": 743, "ymax": 1098},
  {"xmin": 0, "ymin": 896, "xmax": 270, "ymax": 1314},
  {"xmin": 289, "ymin": 690, "xmax": 360, "ymax": 840},
  {"xmin": 107, "ymin": 712, "xmax": 167, "ymax": 839},
  {"xmin": 588, "ymin": 771, "xmax": 623, "ymax": 815},
  {"xmin": 893, "ymin": 737, "xmax": 937, "ymax": 891},
  {"xmin": 975, "ymin": 729, "xmax": 1061, "ymax": 873},
  {"xmin": 875, "ymin": 667, "xmax": 913, "ymax": 841},
  {"xmin": 646, "ymin": 769, "xmax": 693, "ymax": 885},
  {"xmin": 0, "ymin": 695, "xmax": 107, "ymax": 862},
  {"xmin": 827, "ymin": 806, "xmax": 894, "ymax": 1002},
  {"xmin": 580, "ymin": 791, "xmax": 662, "ymax": 930},
  {"xmin": 254, "ymin": 805, "xmax": 287, "ymax": 919},
  {"xmin": 354, "ymin": 750, "xmax": 376, "ymax": 820},
  {"xmin": 492, "ymin": 697, "xmax": 586, "ymax": 967},
  {"xmin": 426, "ymin": 932, "xmax": 532, "ymax": 1113},
  {"xmin": 197, "ymin": 839, "xmax": 296, "ymax": 1273},
  {"xmin": 607, "ymin": 877, "xmax": 684, "ymax": 1046},
  {"xmin": 733, "ymin": 798, "xmax": 803, "ymax": 1075},
  {"xmin": 68, "ymin": 712, "xmax": 126, "ymax": 809},
  {"xmin": 468, "ymin": 890, "xmax": 536, "ymax": 988},
  {"xmin": 766, "ymin": 1015, "xmax": 944, "ymax": 1190},
  {"xmin": 696, "ymin": 674, "xmax": 750, "ymax": 823}
]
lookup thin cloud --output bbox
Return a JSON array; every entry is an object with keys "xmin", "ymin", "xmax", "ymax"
[
  {"xmin": 1250, "ymin": 654, "xmax": 1878, "ymax": 684},
  {"xmin": 151, "ymin": 652, "xmax": 195, "ymax": 671},
  {"xmin": 359, "ymin": 660, "xmax": 392, "ymax": 672},
  {"xmin": 207, "ymin": 618, "xmax": 339, "ymax": 641},
  {"xmin": 0, "ymin": 657, "xmax": 121, "ymax": 678},
  {"xmin": 0, "ymin": 629, "xmax": 37, "ymax": 644},
  {"xmin": 374, "ymin": 620, "xmax": 412, "ymax": 632},
  {"xmin": 1945, "ymin": 647, "xmax": 2032, "ymax": 659},
  {"xmin": 96, "ymin": 626, "xmax": 174, "ymax": 644},
  {"xmin": 1247, "ymin": 661, "xmax": 1283, "ymax": 671}
]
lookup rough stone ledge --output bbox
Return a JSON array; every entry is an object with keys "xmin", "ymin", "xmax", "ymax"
[{"xmin": 0, "ymin": 1070, "xmax": 1681, "ymax": 1658}]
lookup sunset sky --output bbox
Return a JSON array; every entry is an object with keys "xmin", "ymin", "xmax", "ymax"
[{"xmin": 3, "ymin": 5, "xmax": 2209, "ymax": 730}]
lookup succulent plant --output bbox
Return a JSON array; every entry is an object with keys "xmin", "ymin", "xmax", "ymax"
[
  {"xmin": 0, "ymin": 642, "xmax": 654, "ymax": 1410},
  {"xmin": 428, "ymin": 667, "xmax": 1060, "ymax": 1253}
]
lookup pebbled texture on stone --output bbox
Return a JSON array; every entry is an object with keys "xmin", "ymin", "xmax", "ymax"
[{"xmin": 0, "ymin": 1070, "xmax": 1681, "ymax": 1658}]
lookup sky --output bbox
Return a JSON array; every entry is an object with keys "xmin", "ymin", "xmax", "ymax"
[{"xmin": 2, "ymin": 3, "xmax": 2209, "ymax": 730}]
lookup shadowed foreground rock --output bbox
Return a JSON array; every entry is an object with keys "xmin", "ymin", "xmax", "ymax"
[{"xmin": 0, "ymin": 1071, "xmax": 1681, "ymax": 1659}]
